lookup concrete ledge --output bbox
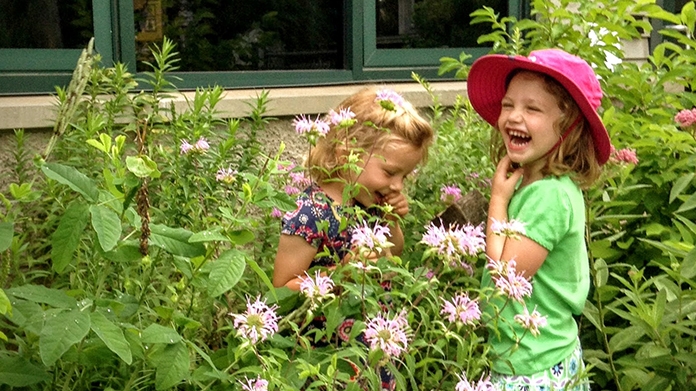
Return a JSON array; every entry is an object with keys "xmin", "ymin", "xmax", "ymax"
[{"xmin": 0, "ymin": 81, "xmax": 466, "ymax": 131}]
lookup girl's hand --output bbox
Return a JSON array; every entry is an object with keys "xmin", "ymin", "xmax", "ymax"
[
  {"xmin": 490, "ymin": 155, "xmax": 522, "ymax": 206},
  {"xmin": 383, "ymin": 192, "xmax": 409, "ymax": 218}
]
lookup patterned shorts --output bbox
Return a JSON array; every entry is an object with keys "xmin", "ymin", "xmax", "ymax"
[{"xmin": 490, "ymin": 339, "xmax": 590, "ymax": 391}]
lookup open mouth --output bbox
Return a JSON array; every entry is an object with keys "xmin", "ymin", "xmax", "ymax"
[{"xmin": 508, "ymin": 129, "xmax": 531, "ymax": 146}]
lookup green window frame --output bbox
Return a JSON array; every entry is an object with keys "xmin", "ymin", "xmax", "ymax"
[{"xmin": 0, "ymin": 0, "xmax": 523, "ymax": 94}]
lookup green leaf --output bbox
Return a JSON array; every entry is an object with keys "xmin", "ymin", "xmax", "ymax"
[
  {"xmin": 247, "ymin": 258, "xmax": 276, "ymax": 302},
  {"xmin": 207, "ymin": 249, "xmax": 246, "ymax": 297},
  {"xmin": 41, "ymin": 162, "xmax": 99, "ymax": 202},
  {"xmin": 40, "ymin": 308, "xmax": 91, "ymax": 366},
  {"xmin": 228, "ymin": 229, "xmax": 255, "ymax": 245},
  {"xmin": 608, "ymin": 325, "xmax": 645, "ymax": 353},
  {"xmin": 51, "ymin": 202, "xmax": 90, "ymax": 273},
  {"xmin": 90, "ymin": 310, "xmax": 133, "ymax": 364},
  {"xmin": 670, "ymin": 173, "xmax": 694, "ymax": 203},
  {"xmin": 0, "ymin": 288, "xmax": 10, "ymax": 316},
  {"xmin": 9, "ymin": 183, "xmax": 40, "ymax": 202},
  {"xmin": 0, "ymin": 356, "xmax": 51, "ymax": 386},
  {"xmin": 141, "ymin": 324, "xmax": 182, "ymax": 344},
  {"xmin": 0, "ymin": 221, "xmax": 13, "ymax": 252},
  {"xmin": 126, "ymin": 155, "xmax": 161, "ymax": 178},
  {"xmin": 676, "ymin": 191, "xmax": 696, "ymax": 213},
  {"xmin": 188, "ymin": 228, "xmax": 230, "ymax": 243},
  {"xmin": 150, "ymin": 224, "xmax": 206, "ymax": 258},
  {"xmin": 7, "ymin": 284, "xmax": 77, "ymax": 308},
  {"xmin": 90, "ymin": 205, "xmax": 121, "ymax": 252},
  {"xmin": 153, "ymin": 342, "xmax": 189, "ymax": 390},
  {"xmin": 681, "ymin": 247, "xmax": 696, "ymax": 279}
]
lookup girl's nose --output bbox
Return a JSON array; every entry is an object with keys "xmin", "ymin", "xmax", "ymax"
[{"xmin": 390, "ymin": 179, "xmax": 403, "ymax": 192}]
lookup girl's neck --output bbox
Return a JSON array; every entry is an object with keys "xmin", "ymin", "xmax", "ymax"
[{"xmin": 318, "ymin": 179, "xmax": 348, "ymax": 204}]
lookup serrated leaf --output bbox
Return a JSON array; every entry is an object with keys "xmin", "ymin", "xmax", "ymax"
[
  {"xmin": 90, "ymin": 310, "xmax": 132, "ymax": 364},
  {"xmin": 0, "ymin": 221, "xmax": 13, "ymax": 252},
  {"xmin": 51, "ymin": 203, "xmax": 90, "ymax": 273},
  {"xmin": 207, "ymin": 249, "xmax": 246, "ymax": 297},
  {"xmin": 141, "ymin": 324, "xmax": 182, "ymax": 344},
  {"xmin": 41, "ymin": 162, "xmax": 99, "ymax": 202},
  {"xmin": 188, "ymin": 228, "xmax": 230, "ymax": 243},
  {"xmin": 90, "ymin": 205, "xmax": 121, "ymax": 252},
  {"xmin": 40, "ymin": 308, "xmax": 91, "ymax": 366},
  {"xmin": 150, "ymin": 224, "xmax": 206, "ymax": 258},
  {"xmin": 153, "ymin": 341, "xmax": 189, "ymax": 390},
  {"xmin": 126, "ymin": 155, "xmax": 161, "ymax": 178},
  {"xmin": 7, "ymin": 285, "xmax": 77, "ymax": 308},
  {"xmin": 0, "ymin": 356, "xmax": 51, "ymax": 386}
]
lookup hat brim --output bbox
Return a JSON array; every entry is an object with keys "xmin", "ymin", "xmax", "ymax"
[{"xmin": 467, "ymin": 54, "xmax": 611, "ymax": 165}]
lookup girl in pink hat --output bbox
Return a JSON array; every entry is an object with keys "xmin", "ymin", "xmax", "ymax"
[{"xmin": 467, "ymin": 48, "xmax": 611, "ymax": 390}]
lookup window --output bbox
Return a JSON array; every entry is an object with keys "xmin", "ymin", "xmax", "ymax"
[{"xmin": 0, "ymin": 0, "xmax": 514, "ymax": 94}]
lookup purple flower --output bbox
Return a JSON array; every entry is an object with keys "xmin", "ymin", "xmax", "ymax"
[
  {"xmin": 440, "ymin": 185, "xmax": 462, "ymax": 205},
  {"xmin": 421, "ymin": 222, "xmax": 486, "ymax": 261},
  {"xmin": 363, "ymin": 311, "xmax": 409, "ymax": 358},
  {"xmin": 194, "ymin": 137, "xmax": 210, "ymax": 152},
  {"xmin": 514, "ymin": 305, "xmax": 548, "ymax": 337},
  {"xmin": 441, "ymin": 293, "xmax": 481, "ymax": 325},
  {"xmin": 455, "ymin": 372, "xmax": 495, "ymax": 391},
  {"xmin": 180, "ymin": 140, "xmax": 194, "ymax": 155},
  {"xmin": 229, "ymin": 296, "xmax": 280, "ymax": 344},
  {"xmin": 489, "ymin": 218, "xmax": 526, "ymax": 240},
  {"xmin": 486, "ymin": 258, "xmax": 533, "ymax": 302},
  {"xmin": 375, "ymin": 89, "xmax": 406, "ymax": 111},
  {"xmin": 270, "ymin": 207, "xmax": 283, "ymax": 219},
  {"xmin": 239, "ymin": 376, "xmax": 269, "ymax": 391},
  {"xmin": 299, "ymin": 270, "xmax": 335, "ymax": 302},
  {"xmin": 284, "ymin": 185, "xmax": 300, "ymax": 196},
  {"xmin": 215, "ymin": 167, "xmax": 238, "ymax": 184},
  {"xmin": 351, "ymin": 221, "xmax": 393, "ymax": 256},
  {"xmin": 610, "ymin": 146, "xmax": 639, "ymax": 165},
  {"xmin": 289, "ymin": 171, "xmax": 311, "ymax": 187},
  {"xmin": 293, "ymin": 114, "xmax": 331, "ymax": 145},
  {"xmin": 675, "ymin": 108, "xmax": 696, "ymax": 128},
  {"xmin": 328, "ymin": 108, "xmax": 357, "ymax": 126}
]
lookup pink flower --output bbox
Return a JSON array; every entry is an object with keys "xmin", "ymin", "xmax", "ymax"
[
  {"xmin": 421, "ymin": 222, "xmax": 486, "ymax": 259},
  {"xmin": 610, "ymin": 146, "xmax": 639, "ymax": 165},
  {"xmin": 486, "ymin": 258, "xmax": 533, "ymax": 302},
  {"xmin": 194, "ymin": 137, "xmax": 210, "ymax": 152},
  {"xmin": 440, "ymin": 185, "xmax": 462, "ymax": 205},
  {"xmin": 675, "ymin": 108, "xmax": 696, "ymax": 128},
  {"xmin": 328, "ymin": 108, "xmax": 357, "ymax": 126},
  {"xmin": 375, "ymin": 89, "xmax": 406, "ymax": 111},
  {"xmin": 363, "ymin": 311, "xmax": 410, "ymax": 358},
  {"xmin": 489, "ymin": 218, "xmax": 526, "ymax": 239},
  {"xmin": 351, "ymin": 221, "xmax": 393, "ymax": 256},
  {"xmin": 293, "ymin": 114, "xmax": 331, "ymax": 144},
  {"xmin": 277, "ymin": 161, "xmax": 296, "ymax": 172},
  {"xmin": 299, "ymin": 270, "xmax": 335, "ymax": 302},
  {"xmin": 284, "ymin": 185, "xmax": 300, "ymax": 196},
  {"xmin": 441, "ymin": 293, "xmax": 481, "ymax": 325},
  {"xmin": 514, "ymin": 305, "xmax": 548, "ymax": 337},
  {"xmin": 289, "ymin": 171, "xmax": 311, "ymax": 187},
  {"xmin": 215, "ymin": 167, "xmax": 237, "ymax": 183},
  {"xmin": 180, "ymin": 140, "xmax": 194, "ymax": 155},
  {"xmin": 455, "ymin": 372, "xmax": 495, "ymax": 391},
  {"xmin": 239, "ymin": 376, "xmax": 269, "ymax": 391},
  {"xmin": 270, "ymin": 207, "xmax": 283, "ymax": 218},
  {"xmin": 229, "ymin": 296, "xmax": 280, "ymax": 344}
]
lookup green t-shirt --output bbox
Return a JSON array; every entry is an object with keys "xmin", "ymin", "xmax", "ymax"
[{"xmin": 482, "ymin": 175, "xmax": 590, "ymax": 375}]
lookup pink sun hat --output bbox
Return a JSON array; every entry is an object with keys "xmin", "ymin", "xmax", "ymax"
[{"xmin": 466, "ymin": 48, "xmax": 611, "ymax": 165}]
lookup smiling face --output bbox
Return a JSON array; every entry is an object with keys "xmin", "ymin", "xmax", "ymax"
[
  {"xmin": 497, "ymin": 71, "xmax": 564, "ymax": 176},
  {"xmin": 351, "ymin": 141, "xmax": 424, "ymax": 207}
]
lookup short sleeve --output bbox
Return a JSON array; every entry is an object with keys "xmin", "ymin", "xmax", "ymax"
[
  {"xmin": 508, "ymin": 180, "xmax": 573, "ymax": 252},
  {"xmin": 281, "ymin": 191, "xmax": 334, "ymax": 248}
]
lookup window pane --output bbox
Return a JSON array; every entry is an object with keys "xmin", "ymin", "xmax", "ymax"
[
  {"xmin": 134, "ymin": 0, "xmax": 344, "ymax": 72},
  {"xmin": 376, "ymin": 0, "xmax": 508, "ymax": 49},
  {"xmin": 0, "ymin": 0, "xmax": 94, "ymax": 49}
]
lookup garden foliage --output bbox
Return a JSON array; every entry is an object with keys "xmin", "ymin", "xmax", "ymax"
[{"xmin": 0, "ymin": 0, "xmax": 695, "ymax": 390}]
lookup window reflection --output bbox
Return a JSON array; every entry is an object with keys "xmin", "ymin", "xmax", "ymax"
[
  {"xmin": 0, "ymin": 0, "xmax": 93, "ymax": 49},
  {"xmin": 134, "ymin": 0, "xmax": 344, "ymax": 72},
  {"xmin": 376, "ymin": 0, "xmax": 508, "ymax": 48}
]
